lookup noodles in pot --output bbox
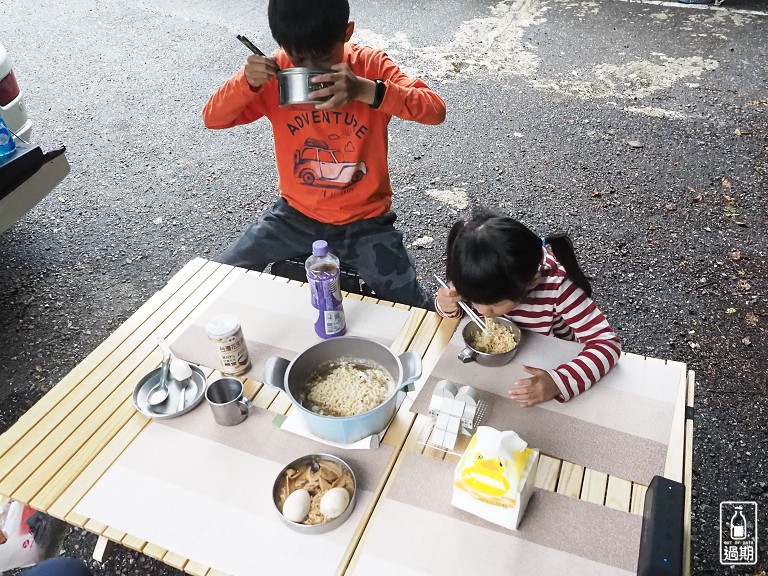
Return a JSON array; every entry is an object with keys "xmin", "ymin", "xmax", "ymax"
[{"xmin": 302, "ymin": 359, "xmax": 394, "ymax": 417}]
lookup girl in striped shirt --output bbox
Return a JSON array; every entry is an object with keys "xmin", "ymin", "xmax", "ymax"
[{"xmin": 435, "ymin": 212, "xmax": 621, "ymax": 407}]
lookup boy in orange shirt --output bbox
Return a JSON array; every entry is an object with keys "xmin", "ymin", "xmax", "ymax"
[{"xmin": 203, "ymin": 0, "xmax": 446, "ymax": 309}]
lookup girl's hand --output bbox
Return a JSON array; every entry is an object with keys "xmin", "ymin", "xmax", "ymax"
[
  {"xmin": 508, "ymin": 366, "xmax": 560, "ymax": 408},
  {"xmin": 436, "ymin": 282, "xmax": 462, "ymax": 315},
  {"xmin": 310, "ymin": 64, "xmax": 375, "ymax": 110},
  {"xmin": 244, "ymin": 55, "xmax": 278, "ymax": 89}
]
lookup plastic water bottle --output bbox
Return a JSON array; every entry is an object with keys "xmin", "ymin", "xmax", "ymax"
[
  {"xmin": 0, "ymin": 116, "xmax": 16, "ymax": 158},
  {"xmin": 305, "ymin": 240, "xmax": 346, "ymax": 339}
]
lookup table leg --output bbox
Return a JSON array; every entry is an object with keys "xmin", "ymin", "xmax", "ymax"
[{"xmin": 92, "ymin": 534, "xmax": 114, "ymax": 563}]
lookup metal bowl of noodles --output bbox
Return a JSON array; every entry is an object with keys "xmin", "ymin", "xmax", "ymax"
[
  {"xmin": 277, "ymin": 67, "xmax": 334, "ymax": 106},
  {"xmin": 458, "ymin": 317, "xmax": 522, "ymax": 367},
  {"xmin": 272, "ymin": 453, "xmax": 357, "ymax": 534}
]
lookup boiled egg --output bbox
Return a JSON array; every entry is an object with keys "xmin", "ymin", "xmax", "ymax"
[
  {"xmin": 320, "ymin": 486, "xmax": 350, "ymax": 519},
  {"xmin": 282, "ymin": 488, "xmax": 311, "ymax": 523}
]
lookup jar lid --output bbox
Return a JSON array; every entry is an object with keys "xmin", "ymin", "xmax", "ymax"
[{"xmin": 206, "ymin": 313, "xmax": 240, "ymax": 338}]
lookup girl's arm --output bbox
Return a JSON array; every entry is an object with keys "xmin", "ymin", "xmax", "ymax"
[
  {"xmin": 546, "ymin": 279, "xmax": 622, "ymax": 401},
  {"xmin": 202, "ymin": 68, "xmax": 270, "ymax": 129},
  {"xmin": 434, "ymin": 285, "xmax": 463, "ymax": 318}
]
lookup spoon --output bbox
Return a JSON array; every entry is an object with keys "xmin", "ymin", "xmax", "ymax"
[
  {"xmin": 156, "ymin": 336, "xmax": 193, "ymax": 382},
  {"xmin": 147, "ymin": 353, "xmax": 171, "ymax": 406}
]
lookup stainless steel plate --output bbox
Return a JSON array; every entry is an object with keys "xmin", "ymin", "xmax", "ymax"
[
  {"xmin": 132, "ymin": 364, "xmax": 207, "ymax": 419},
  {"xmin": 272, "ymin": 453, "xmax": 357, "ymax": 534}
]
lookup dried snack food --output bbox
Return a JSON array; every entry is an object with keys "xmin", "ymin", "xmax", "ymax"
[{"xmin": 277, "ymin": 458, "xmax": 355, "ymax": 525}]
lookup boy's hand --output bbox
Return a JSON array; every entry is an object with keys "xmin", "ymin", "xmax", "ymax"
[
  {"xmin": 508, "ymin": 366, "xmax": 560, "ymax": 408},
  {"xmin": 436, "ymin": 282, "xmax": 462, "ymax": 315},
  {"xmin": 244, "ymin": 55, "xmax": 278, "ymax": 89},
  {"xmin": 310, "ymin": 64, "xmax": 376, "ymax": 110}
]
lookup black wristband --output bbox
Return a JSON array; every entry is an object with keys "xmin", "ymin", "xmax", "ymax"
[{"xmin": 370, "ymin": 78, "xmax": 386, "ymax": 109}]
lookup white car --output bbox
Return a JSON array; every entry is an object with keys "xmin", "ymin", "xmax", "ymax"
[
  {"xmin": 0, "ymin": 41, "xmax": 69, "ymax": 235},
  {"xmin": 0, "ymin": 41, "xmax": 32, "ymax": 141}
]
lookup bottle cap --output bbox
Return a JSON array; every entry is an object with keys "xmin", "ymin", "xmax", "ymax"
[
  {"xmin": 312, "ymin": 240, "xmax": 329, "ymax": 257},
  {"xmin": 206, "ymin": 313, "xmax": 240, "ymax": 338}
]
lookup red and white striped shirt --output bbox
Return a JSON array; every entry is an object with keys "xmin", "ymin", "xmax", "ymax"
[{"xmin": 436, "ymin": 247, "xmax": 622, "ymax": 401}]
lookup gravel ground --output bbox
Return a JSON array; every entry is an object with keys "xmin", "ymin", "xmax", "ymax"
[{"xmin": 1, "ymin": 0, "xmax": 767, "ymax": 574}]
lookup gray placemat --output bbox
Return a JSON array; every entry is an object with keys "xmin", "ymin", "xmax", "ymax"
[
  {"xmin": 169, "ymin": 273, "xmax": 411, "ymax": 383},
  {"xmin": 160, "ymin": 400, "xmax": 393, "ymax": 492},
  {"xmin": 412, "ymin": 374, "xmax": 666, "ymax": 485},
  {"xmin": 387, "ymin": 453, "xmax": 641, "ymax": 573}
]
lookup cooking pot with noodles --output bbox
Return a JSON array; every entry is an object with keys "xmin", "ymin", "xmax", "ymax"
[{"xmin": 263, "ymin": 337, "xmax": 422, "ymax": 444}]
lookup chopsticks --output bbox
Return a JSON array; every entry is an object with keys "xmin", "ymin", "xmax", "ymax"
[
  {"xmin": 236, "ymin": 34, "xmax": 280, "ymax": 71},
  {"xmin": 433, "ymin": 275, "xmax": 490, "ymax": 334}
]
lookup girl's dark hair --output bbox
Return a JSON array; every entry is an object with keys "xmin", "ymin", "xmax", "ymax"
[
  {"xmin": 268, "ymin": 0, "xmax": 350, "ymax": 61},
  {"xmin": 446, "ymin": 211, "xmax": 592, "ymax": 304}
]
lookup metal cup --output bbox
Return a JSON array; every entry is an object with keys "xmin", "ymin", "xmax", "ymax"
[{"xmin": 205, "ymin": 377, "xmax": 252, "ymax": 426}]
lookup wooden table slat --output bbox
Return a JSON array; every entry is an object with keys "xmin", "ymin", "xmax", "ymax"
[
  {"xmin": 64, "ymin": 511, "xmax": 89, "ymax": 528},
  {"xmin": 580, "ymin": 468, "xmax": 608, "ymax": 505},
  {"xmin": 534, "ymin": 454, "xmax": 562, "ymax": 492},
  {"xmin": 46, "ymin": 410, "xmax": 149, "ymax": 515},
  {"xmin": 16, "ymin": 398, "xmax": 139, "ymax": 506},
  {"xmin": 164, "ymin": 551, "xmax": 189, "ymax": 570},
  {"xmin": 143, "ymin": 542, "xmax": 169, "ymax": 561},
  {"xmin": 83, "ymin": 518, "xmax": 108, "ymax": 535},
  {"xmin": 664, "ymin": 359, "xmax": 689, "ymax": 483},
  {"xmin": 121, "ymin": 533, "xmax": 147, "ymax": 552},
  {"xmin": 630, "ymin": 483, "xmax": 647, "ymax": 515},
  {"xmin": 184, "ymin": 560, "xmax": 211, "ymax": 576},
  {"xmin": 0, "ymin": 263, "xmax": 235, "ymax": 494},
  {"xmin": 683, "ymin": 370, "xmax": 695, "ymax": 576},
  {"xmin": 605, "ymin": 476, "xmax": 632, "ymax": 512},
  {"xmin": 0, "ymin": 258, "xmax": 210, "ymax": 461},
  {"xmin": 267, "ymin": 390, "xmax": 294, "ymax": 415},
  {"xmin": 390, "ymin": 309, "xmax": 427, "ymax": 355},
  {"xmin": 556, "ymin": 462, "xmax": 585, "ymax": 498},
  {"xmin": 102, "ymin": 525, "xmax": 126, "ymax": 542}
]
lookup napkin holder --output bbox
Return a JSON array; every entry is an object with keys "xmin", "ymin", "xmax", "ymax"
[{"xmin": 451, "ymin": 426, "xmax": 539, "ymax": 531}]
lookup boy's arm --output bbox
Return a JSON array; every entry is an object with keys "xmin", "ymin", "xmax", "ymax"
[
  {"xmin": 545, "ymin": 279, "xmax": 622, "ymax": 402},
  {"xmin": 202, "ymin": 69, "xmax": 269, "ymax": 129},
  {"xmin": 372, "ymin": 54, "xmax": 446, "ymax": 125}
]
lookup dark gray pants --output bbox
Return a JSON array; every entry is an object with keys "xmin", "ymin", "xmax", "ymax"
[{"xmin": 216, "ymin": 199, "xmax": 433, "ymax": 310}]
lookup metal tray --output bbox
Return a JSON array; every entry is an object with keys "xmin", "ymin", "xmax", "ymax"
[{"xmin": 133, "ymin": 364, "xmax": 207, "ymax": 419}]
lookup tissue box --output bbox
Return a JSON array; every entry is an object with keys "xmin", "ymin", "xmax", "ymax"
[{"xmin": 451, "ymin": 426, "xmax": 539, "ymax": 530}]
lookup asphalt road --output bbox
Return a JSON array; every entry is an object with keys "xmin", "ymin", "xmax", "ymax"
[{"xmin": 1, "ymin": 0, "xmax": 767, "ymax": 574}]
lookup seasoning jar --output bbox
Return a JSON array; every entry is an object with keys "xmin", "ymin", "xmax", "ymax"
[{"xmin": 206, "ymin": 313, "xmax": 250, "ymax": 376}]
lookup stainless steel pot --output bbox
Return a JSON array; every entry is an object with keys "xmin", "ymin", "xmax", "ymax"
[
  {"xmin": 458, "ymin": 317, "xmax": 523, "ymax": 367},
  {"xmin": 263, "ymin": 337, "xmax": 422, "ymax": 444},
  {"xmin": 277, "ymin": 67, "xmax": 333, "ymax": 106}
]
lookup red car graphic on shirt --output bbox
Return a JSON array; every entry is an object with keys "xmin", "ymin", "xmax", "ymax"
[{"xmin": 293, "ymin": 138, "xmax": 367, "ymax": 188}]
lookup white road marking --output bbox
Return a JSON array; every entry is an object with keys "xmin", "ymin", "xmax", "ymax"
[
  {"xmin": 610, "ymin": 0, "xmax": 768, "ymax": 17},
  {"xmin": 425, "ymin": 187, "xmax": 469, "ymax": 210}
]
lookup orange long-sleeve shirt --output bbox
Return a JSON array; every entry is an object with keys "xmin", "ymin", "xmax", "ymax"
[{"xmin": 203, "ymin": 43, "xmax": 446, "ymax": 225}]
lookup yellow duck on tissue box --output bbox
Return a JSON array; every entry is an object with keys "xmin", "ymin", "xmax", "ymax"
[{"xmin": 452, "ymin": 426, "xmax": 539, "ymax": 530}]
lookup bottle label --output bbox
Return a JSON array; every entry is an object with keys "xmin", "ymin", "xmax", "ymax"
[
  {"xmin": 307, "ymin": 263, "xmax": 345, "ymax": 337},
  {"xmin": 323, "ymin": 310, "xmax": 345, "ymax": 335},
  {"xmin": 208, "ymin": 325, "xmax": 251, "ymax": 375}
]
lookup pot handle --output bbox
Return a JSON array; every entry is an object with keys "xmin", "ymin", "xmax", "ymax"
[
  {"xmin": 397, "ymin": 350, "xmax": 422, "ymax": 393},
  {"xmin": 458, "ymin": 347, "xmax": 476, "ymax": 364},
  {"xmin": 263, "ymin": 356, "xmax": 290, "ymax": 391}
]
